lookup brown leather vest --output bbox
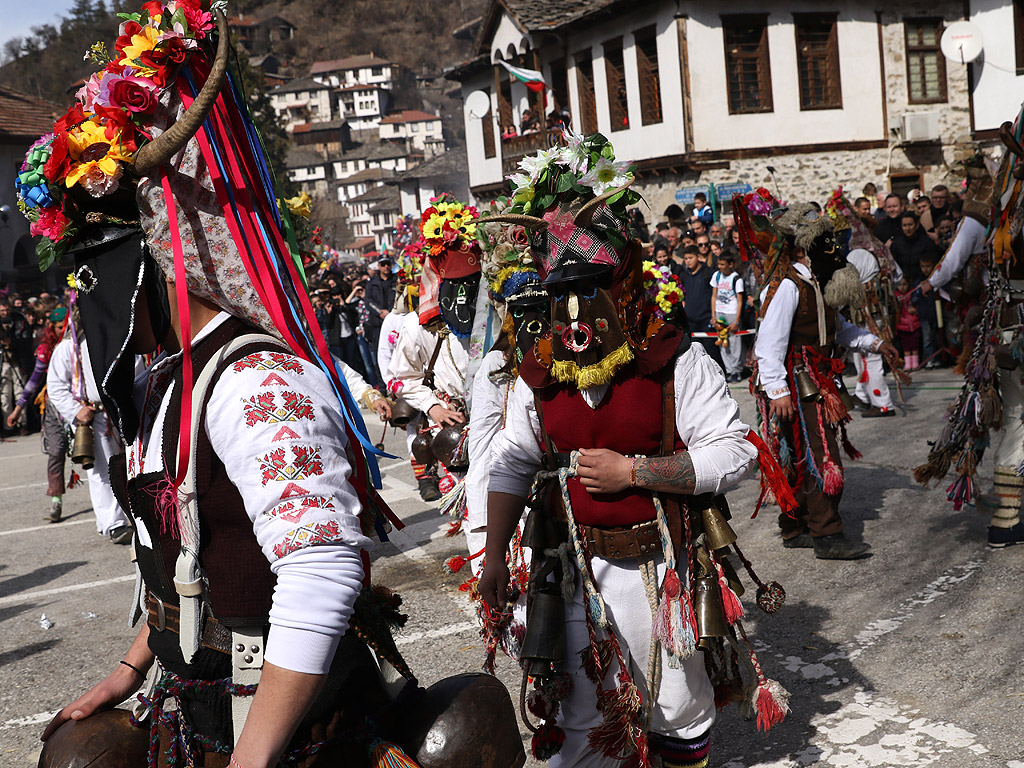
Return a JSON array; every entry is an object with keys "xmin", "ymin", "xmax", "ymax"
[{"xmin": 789, "ymin": 270, "xmax": 837, "ymax": 351}]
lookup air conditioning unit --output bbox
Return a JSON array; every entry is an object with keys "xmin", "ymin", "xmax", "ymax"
[{"xmin": 901, "ymin": 112, "xmax": 940, "ymax": 143}]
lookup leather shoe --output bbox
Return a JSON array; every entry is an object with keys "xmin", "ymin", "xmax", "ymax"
[
  {"xmin": 417, "ymin": 477, "xmax": 441, "ymax": 502},
  {"xmin": 853, "ymin": 396, "xmax": 871, "ymax": 411},
  {"xmin": 862, "ymin": 406, "xmax": 895, "ymax": 418},
  {"xmin": 782, "ymin": 532, "xmax": 813, "ymax": 549},
  {"xmin": 988, "ymin": 522, "xmax": 1024, "ymax": 548},
  {"xmin": 813, "ymin": 534, "xmax": 871, "ymax": 560}
]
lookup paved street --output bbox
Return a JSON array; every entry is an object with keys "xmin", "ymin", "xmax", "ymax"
[{"xmin": 1, "ymin": 370, "xmax": 1023, "ymax": 767}]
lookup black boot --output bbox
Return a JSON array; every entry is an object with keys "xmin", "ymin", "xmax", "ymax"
[
  {"xmin": 782, "ymin": 532, "xmax": 813, "ymax": 549},
  {"xmin": 418, "ymin": 477, "xmax": 441, "ymax": 502},
  {"xmin": 813, "ymin": 534, "xmax": 871, "ymax": 560}
]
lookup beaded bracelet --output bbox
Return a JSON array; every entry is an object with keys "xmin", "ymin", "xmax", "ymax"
[{"xmin": 630, "ymin": 456, "xmax": 638, "ymax": 487}]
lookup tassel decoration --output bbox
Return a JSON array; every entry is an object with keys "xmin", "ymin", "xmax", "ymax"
[
  {"xmin": 821, "ymin": 389, "xmax": 846, "ymax": 424},
  {"xmin": 821, "ymin": 458, "xmax": 844, "ymax": 496},
  {"xmin": 369, "ymin": 738, "xmax": 421, "ymax": 768},
  {"xmin": 652, "ymin": 568, "xmax": 697, "ymax": 665},
  {"xmin": 532, "ymin": 723, "xmax": 567, "ymax": 760},
  {"xmin": 746, "ymin": 430, "xmax": 798, "ymax": 517},
  {"xmin": 67, "ymin": 469, "xmax": 81, "ymax": 490},
  {"xmin": 755, "ymin": 581, "xmax": 786, "ymax": 614},
  {"xmin": 714, "ymin": 560, "xmax": 744, "ymax": 625},
  {"xmin": 754, "ymin": 678, "xmax": 791, "ymax": 732},
  {"xmin": 442, "ymin": 547, "xmax": 485, "ymax": 576}
]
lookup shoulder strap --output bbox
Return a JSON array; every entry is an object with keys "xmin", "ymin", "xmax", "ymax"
[
  {"xmin": 422, "ymin": 331, "xmax": 445, "ymax": 390},
  {"xmin": 533, "ymin": 391, "xmax": 558, "ymax": 470},
  {"xmin": 659, "ymin": 364, "xmax": 684, "ymax": 562}
]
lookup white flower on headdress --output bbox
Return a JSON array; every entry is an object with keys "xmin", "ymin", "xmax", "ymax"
[
  {"xmin": 518, "ymin": 147, "xmax": 561, "ymax": 182},
  {"xmin": 558, "ymin": 127, "xmax": 588, "ymax": 175},
  {"xmin": 578, "ymin": 157, "xmax": 632, "ymax": 195},
  {"xmin": 508, "ymin": 172, "xmax": 535, "ymax": 204}
]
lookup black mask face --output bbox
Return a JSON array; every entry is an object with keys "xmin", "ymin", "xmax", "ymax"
[
  {"xmin": 438, "ymin": 273, "xmax": 480, "ymax": 338},
  {"xmin": 509, "ymin": 297, "xmax": 550, "ymax": 365},
  {"xmin": 72, "ymin": 229, "xmax": 170, "ymax": 442},
  {"xmin": 807, "ymin": 231, "xmax": 846, "ymax": 286}
]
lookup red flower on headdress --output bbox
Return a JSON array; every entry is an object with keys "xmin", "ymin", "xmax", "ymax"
[
  {"xmin": 108, "ymin": 77, "xmax": 158, "ymax": 114},
  {"xmin": 54, "ymin": 104, "xmax": 87, "ymax": 135},
  {"xmin": 44, "ymin": 133, "xmax": 71, "ymax": 184},
  {"xmin": 141, "ymin": 1, "xmax": 164, "ymax": 20},
  {"xmin": 421, "ymin": 207, "xmax": 437, "ymax": 223},
  {"xmin": 115, "ymin": 21, "xmax": 143, "ymax": 55}
]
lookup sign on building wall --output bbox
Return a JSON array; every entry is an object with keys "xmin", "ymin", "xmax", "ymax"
[{"xmin": 674, "ymin": 185, "xmax": 710, "ymax": 205}]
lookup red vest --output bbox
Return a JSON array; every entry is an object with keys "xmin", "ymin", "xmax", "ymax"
[{"xmin": 537, "ymin": 367, "xmax": 681, "ymax": 527}]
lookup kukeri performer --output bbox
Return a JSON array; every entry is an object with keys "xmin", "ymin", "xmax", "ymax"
[
  {"xmin": 915, "ymin": 116, "xmax": 1024, "ymax": 548},
  {"xmin": 740, "ymin": 197, "xmax": 899, "ymax": 560},
  {"xmin": 19, "ymin": 5, "xmax": 523, "ymax": 766},
  {"xmin": 479, "ymin": 132, "xmax": 793, "ymax": 768}
]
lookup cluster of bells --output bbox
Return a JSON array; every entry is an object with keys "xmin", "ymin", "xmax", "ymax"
[
  {"xmin": 519, "ymin": 502, "xmax": 747, "ymax": 680},
  {"xmin": 411, "ymin": 423, "xmax": 469, "ymax": 472}
]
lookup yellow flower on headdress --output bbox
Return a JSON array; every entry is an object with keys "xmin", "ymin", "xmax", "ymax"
[
  {"xmin": 66, "ymin": 273, "xmax": 80, "ymax": 290},
  {"xmin": 423, "ymin": 213, "xmax": 446, "ymax": 240},
  {"xmin": 65, "ymin": 118, "xmax": 131, "ymax": 188},
  {"xmin": 285, "ymin": 191, "xmax": 312, "ymax": 218},
  {"xmin": 119, "ymin": 25, "xmax": 160, "ymax": 73}
]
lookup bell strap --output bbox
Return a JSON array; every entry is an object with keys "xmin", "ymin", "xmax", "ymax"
[
  {"xmin": 173, "ymin": 332, "xmax": 284, "ymax": 664},
  {"xmin": 422, "ymin": 331, "xmax": 445, "ymax": 391},
  {"xmin": 793, "ymin": 270, "xmax": 828, "ymax": 347},
  {"xmin": 231, "ymin": 627, "xmax": 265, "ymax": 745}
]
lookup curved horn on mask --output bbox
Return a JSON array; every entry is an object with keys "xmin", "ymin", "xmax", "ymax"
[
  {"xmin": 573, "ymin": 178, "xmax": 634, "ymax": 227},
  {"xmin": 1000, "ymin": 121, "xmax": 1024, "ymax": 158},
  {"xmin": 132, "ymin": 8, "xmax": 229, "ymax": 177},
  {"xmin": 481, "ymin": 214, "xmax": 549, "ymax": 229}
]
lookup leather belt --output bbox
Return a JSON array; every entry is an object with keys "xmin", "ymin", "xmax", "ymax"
[
  {"xmin": 580, "ymin": 519, "xmax": 660, "ymax": 560},
  {"xmin": 146, "ymin": 593, "xmax": 234, "ymax": 655}
]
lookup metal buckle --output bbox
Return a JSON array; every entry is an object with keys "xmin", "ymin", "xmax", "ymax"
[{"xmin": 153, "ymin": 595, "xmax": 166, "ymax": 632}]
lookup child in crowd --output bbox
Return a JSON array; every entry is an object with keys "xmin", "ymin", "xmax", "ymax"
[
  {"xmin": 895, "ymin": 276, "xmax": 922, "ymax": 371},
  {"xmin": 913, "ymin": 256, "xmax": 942, "ymax": 368},
  {"xmin": 710, "ymin": 252, "xmax": 744, "ymax": 381}
]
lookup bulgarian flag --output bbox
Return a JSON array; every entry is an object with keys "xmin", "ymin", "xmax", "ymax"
[{"xmin": 499, "ymin": 60, "xmax": 546, "ymax": 93}]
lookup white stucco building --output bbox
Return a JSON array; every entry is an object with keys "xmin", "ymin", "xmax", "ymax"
[
  {"xmin": 448, "ymin": 0, "xmax": 1024, "ymax": 218},
  {"xmin": 269, "ymin": 78, "xmax": 334, "ymax": 132},
  {"xmin": 378, "ymin": 110, "xmax": 445, "ymax": 151}
]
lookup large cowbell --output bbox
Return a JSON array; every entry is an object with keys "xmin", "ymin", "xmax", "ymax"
[{"xmin": 71, "ymin": 228, "xmax": 170, "ymax": 443}]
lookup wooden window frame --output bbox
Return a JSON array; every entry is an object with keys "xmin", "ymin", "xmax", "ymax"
[
  {"xmin": 603, "ymin": 37, "xmax": 630, "ymax": 132},
  {"xmin": 904, "ymin": 17, "xmax": 947, "ymax": 105},
  {"xmin": 1014, "ymin": 0, "xmax": 1024, "ymax": 75},
  {"xmin": 481, "ymin": 89, "xmax": 496, "ymax": 159},
  {"xmin": 794, "ymin": 12, "xmax": 842, "ymax": 111},
  {"xmin": 575, "ymin": 50, "xmax": 599, "ymax": 135},
  {"xmin": 722, "ymin": 14, "xmax": 774, "ymax": 115},
  {"xmin": 634, "ymin": 25, "xmax": 663, "ymax": 126},
  {"xmin": 548, "ymin": 57, "xmax": 571, "ymax": 118}
]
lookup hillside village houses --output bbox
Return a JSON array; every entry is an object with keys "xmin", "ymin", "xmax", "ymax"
[{"xmin": 448, "ymin": 0, "xmax": 1024, "ymax": 221}]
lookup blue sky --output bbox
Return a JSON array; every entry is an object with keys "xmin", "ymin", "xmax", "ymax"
[{"xmin": 1, "ymin": 0, "xmax": 78, "ymax": 62}]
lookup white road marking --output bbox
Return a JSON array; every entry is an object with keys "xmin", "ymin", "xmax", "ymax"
[
  {"xmin": 0, "ymin": 481, "xmax": 48, "ymax": 492},
  {"xmin": 0, "ymin": 451, "xmax": 51, "ymax": 460},
  {"xmin": 0, "ymin": 710, "xmax": 59, "ymax": 731},
  {"xmin": 394, "ymin": 620, "xmax": 476, "ymax": 646},
  {"xmin": 0, "ymin": 574, "xmax": 134, "ymax": 607},
  {"xmin": 0, "ymin": 519, "xmax": 92, "ymax": 536}
]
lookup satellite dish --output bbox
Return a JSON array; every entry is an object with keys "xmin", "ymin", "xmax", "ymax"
[
  {"xmin": 941, "ymin": 21, "xmax": 983, "ymax": 64},
  {"xmin": 465, "ymin": 90, "xmax": 491, "ymax": 119}
]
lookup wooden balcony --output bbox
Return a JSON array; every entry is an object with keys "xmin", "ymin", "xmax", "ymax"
[{"xmin": 500, "ymin": 128, "xmax": 565, "ymax": 176}]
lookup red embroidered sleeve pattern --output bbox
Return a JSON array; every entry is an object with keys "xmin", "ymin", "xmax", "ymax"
[
  {"xmin": 272, "ymin": 520, "xmax": 344, "ymax": 559},
  {"xmin": 266, "ymin": 495, "xmax": 335, "ymax": 523},
  {"xmin": 232, "ymin": 351, "xmax": 306, "ymax": 374},
  {"xmin": 242, "ymin": 391, "xmax": 317, "ymax": 427},
  {"xmin": 256, "ymin": 445, "xmax": 325, "ymax": 486}
]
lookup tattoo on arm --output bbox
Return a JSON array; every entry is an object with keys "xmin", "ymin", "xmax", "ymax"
[{"xmin": 634, "ymin": 452, "xmax": 696, "ymax": 493}]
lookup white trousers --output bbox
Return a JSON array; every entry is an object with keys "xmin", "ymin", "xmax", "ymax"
[
  {"xmin": 718, "ymin": 312, "xmax": 743, "ymax": 376},
  {"xmin": 551, "ymin": 556, "xmax": 715, "ymax": 768},
  {"xmin": 87, "ymin": 413, "xmax": 129, "ymax": 535},
  {"xmin": 853, "ymin": 352, "xmax": 894, "ymax": 409},
  {"xmin": 993, "ymin": 339, "xmax": 1024, "ymax": 528}
]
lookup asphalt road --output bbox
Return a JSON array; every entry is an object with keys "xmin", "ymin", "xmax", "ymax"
[{"xmin": 1, "ymin": 370, "xmax": 1023, "ymax": 767}]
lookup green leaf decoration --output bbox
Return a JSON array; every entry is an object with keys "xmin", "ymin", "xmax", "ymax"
[{"xmin": 555, "ymin": 172, "xmax": 575, "ymax": 194}]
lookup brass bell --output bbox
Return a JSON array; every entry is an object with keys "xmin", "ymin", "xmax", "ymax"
[
  {"xmin": 432, "ymin": 425, "xmax": 469, "ymax": 470},
  {"xmin": 520, "ymin": 505, "xmax": 554, "ymax": 551},
  {"xmin": 71, "ymin": 423, "xmax": 95, "ymax": 470},
  {"xmin": 835, "ymin": 377, "xmax": 856, "ymax": 412},
  {"xmin": 693, "ymin": 575, "xmax": 728, "ymax": 643},
  {"xmin": 795, "ymin": 367, "xmax": 821, "ymax": 402},
  {"xmin": 519, "ymin": 585, "xmax": 565, "ymax": 679},
  {"xmin": 702, "ymin": 504, "xmax": 737, "ymax": 552},
  {"xmin": 411, "ymin": 431, "xmax": 435, "ymax": 465},
  {"xmin": 386, "ymin": 398, "xmax": 417, "ymax": 428},
  {"xmin": 719, "ymin": 555, "xmax": 745, "ymax": 597}
]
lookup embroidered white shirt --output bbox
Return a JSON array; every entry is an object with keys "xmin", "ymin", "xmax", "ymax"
[
  {"xmin": 387, "ymin": 312, "xmax": 469, "ymax": 419},
  {"xmin": 928, "ymin": 215, "xmax": 988, "ymax": 291},
  {"xmin": 128, "ymin": 313, "xmax": 370, "ymax": 675},
  {"xmin": 465, "ymin": 349, "xmax": 508, "ymax": 533}
]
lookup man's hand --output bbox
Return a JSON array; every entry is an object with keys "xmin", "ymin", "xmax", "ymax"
[
  {"xmin": 879, "ymin": 341, "xmax": 900, "ymax": 369},
  {"xmin": 6, "ymin": 405, "xmax": 23, "ymax": 428},
  {"xmin": 728, "ymin": 322, "xmax": 739, "ymax": 333},
  {"xmin": 75, "ymin": 405, "xmax": 96, "ymax": 426},
  {"xmin": 919, "ymin": 279, "xmax": 933, "ymax": 296},
  {"xmin": 769, "ymin": 396, "xmax": 796, "ymax": 422},
  {"xmin": 576, "ymin": 448, "xmax": 631, "ymax": 495},
  {"xmin": 428, "ymin": 404, "xmax": 465, "ymax": 427},
  {"xmin": 477, "ymin": 559, "xmax": 510, "ymax": 610},
  {"xmin": 378, "ymin": 309, "xmax": 389, "ymax": 319},
  {"xmin": 41, "ymin": 662, "xmax": 144, "ymax": 741},
  {"xmin": 372, "ymin": 398, "xmax": 391, "ymax": 421}
]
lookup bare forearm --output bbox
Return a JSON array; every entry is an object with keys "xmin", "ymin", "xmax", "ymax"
[
  {"xmin": 633, "ymin": 452, "xmax": 697, "ymax": 494},
  {"xmin": 485, "ymin": 492, "xmax": 527, "ymax": 562},
  {"xmin": 231, "ymin": 662, "xmax": 326, "ymax": 768}
]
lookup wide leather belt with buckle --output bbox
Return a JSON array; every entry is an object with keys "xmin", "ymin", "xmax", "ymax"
[
  {"xmin": 146, "ymin": 593, "xmax": 233, "ymax": 655},
  {"xmin": 580, "ymin": 519, "xmax": 660, "ymax": 560}
]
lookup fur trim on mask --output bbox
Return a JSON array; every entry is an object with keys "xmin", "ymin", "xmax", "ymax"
[
  {"xmin": 824, "ymin": 265, "xmax": 867, "ymax": 309},
  {"xmin": 774, "ymin": 203, "xmax": 834, "ymax": 252}
]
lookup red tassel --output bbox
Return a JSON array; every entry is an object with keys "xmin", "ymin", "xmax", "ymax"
[
  {"xmin": 369, "ymin": 738, "xmax": 421, "ymax": 767},
  {"xmin": 746, "ymin": 430, "xmax": 798, "ymax": 516},
  {"xmin": 858, "ymin": 355, "xmax": 869, "ymax": 383},
  {"xmin": 821, "ymin": 459, "xmax": 843, "ymax": 496},
  {"xmin": 149, "ymin": 473, "xmax": 182, "ymax": 539},
  {"xmin": 443, "ymin": 555, "xmax": 467, "ymax": 574},
  {"xmin": 822, "ymin": 390, "xmax": 845, "ymax": 423},
  {"xmin": 716, "ymin": 563, "xmax": 744, "ymax": 625},
  {"xmin": 755, "ymin": 679, "xmax": 791, "ymax": 731},
  {"xmin": 67, "ymin": 469, "xmax": 81, "ymax": 490},
  {"xmin": 531, "ymin": 723, "xmax": 567, "ymax": 760}
]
